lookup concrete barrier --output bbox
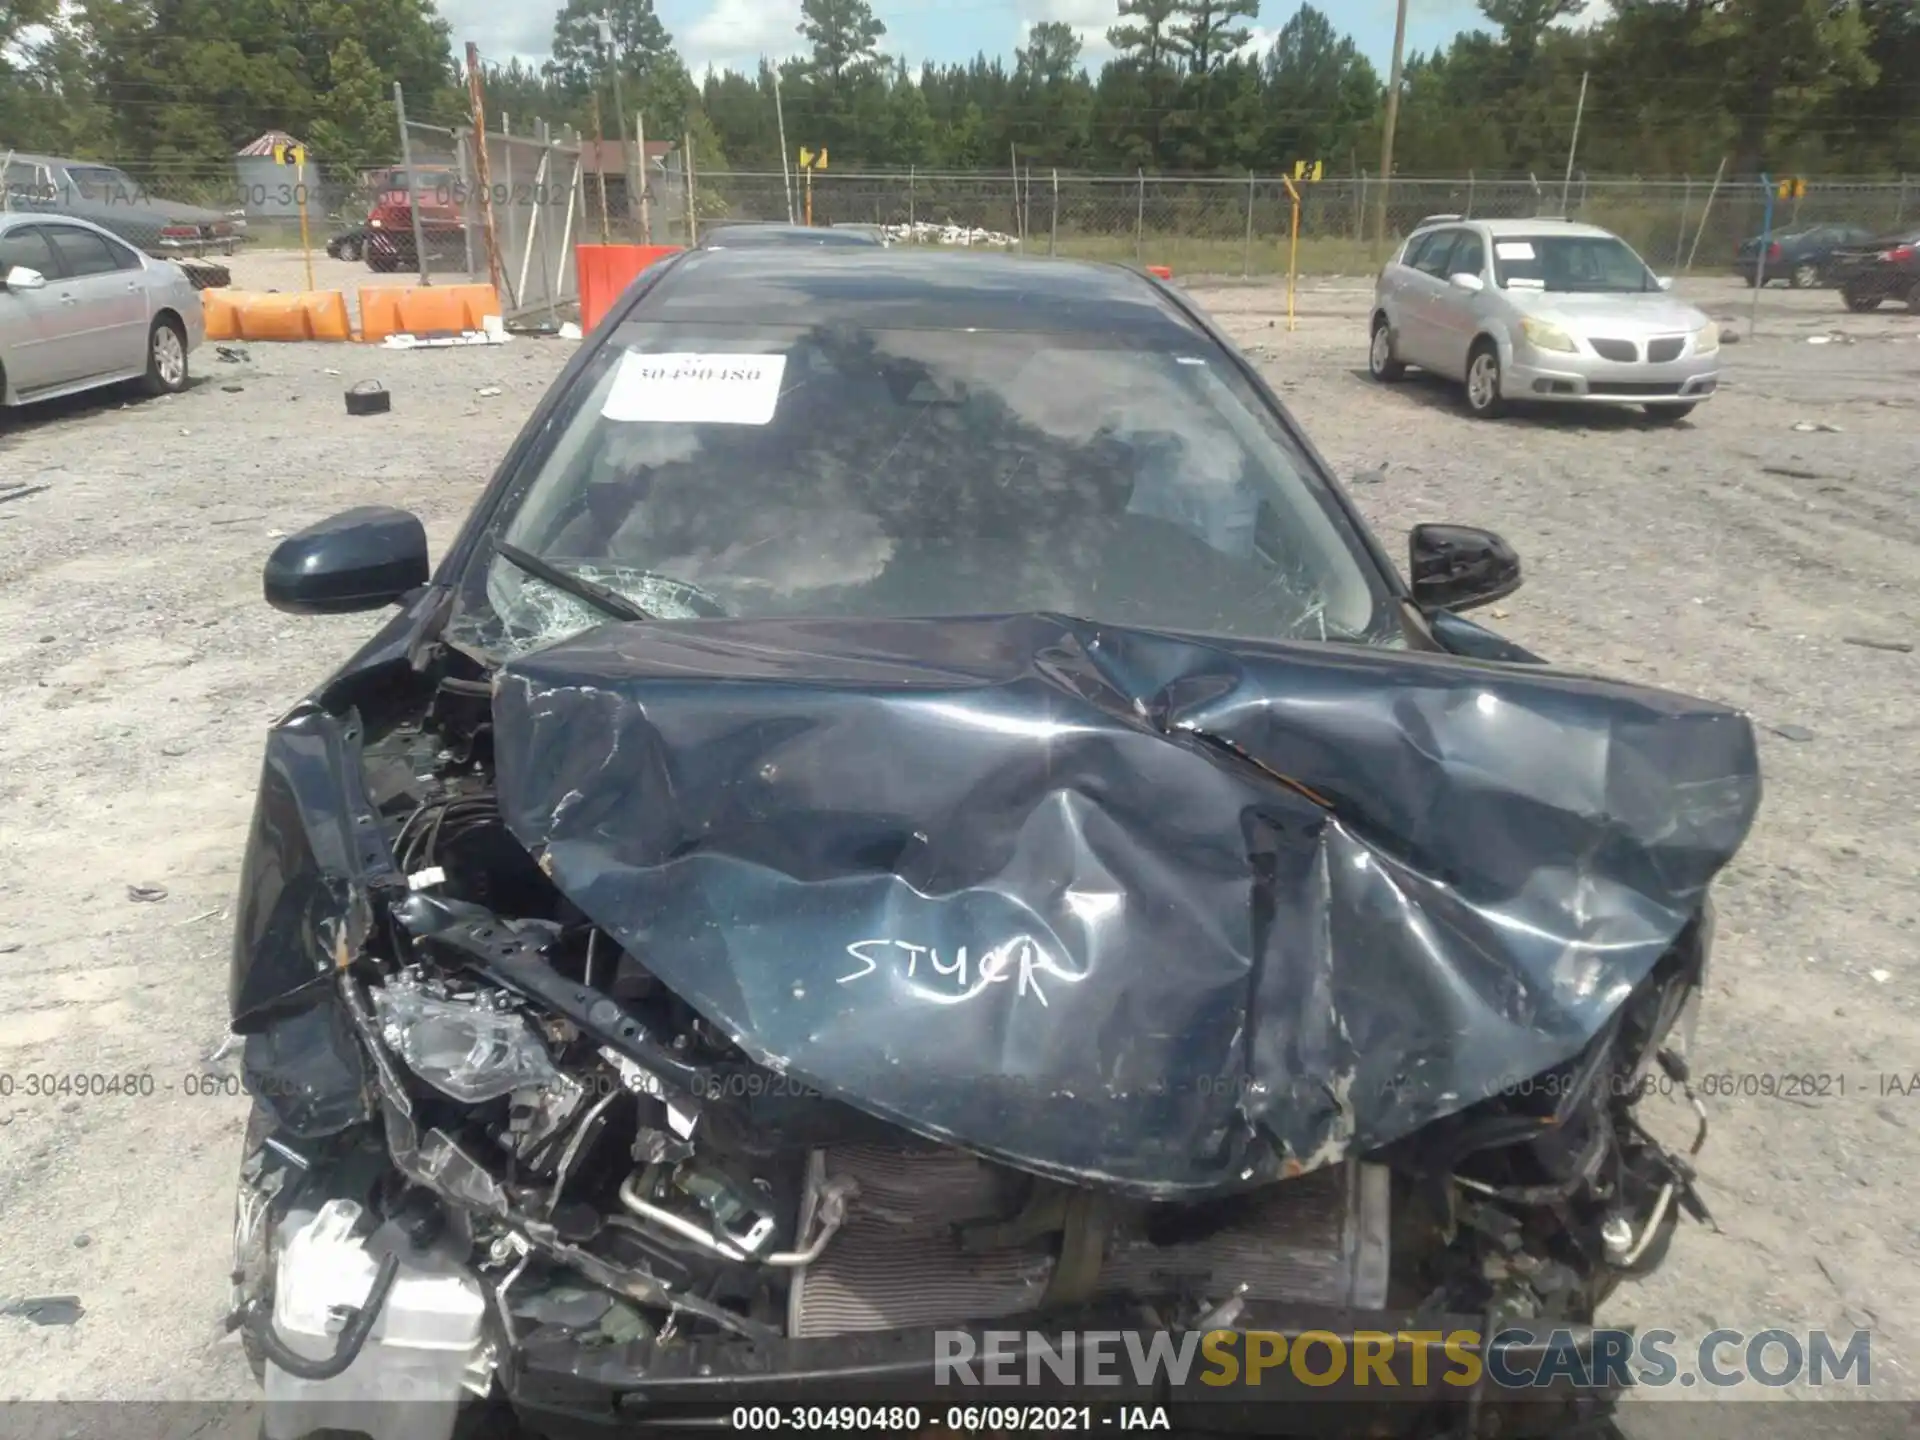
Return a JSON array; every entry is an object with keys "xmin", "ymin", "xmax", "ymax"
[
  {"xmin": 578, "ymin": 245, "xmax": 684, "ymax": 334},
  {"xmin": 203, "ymin": 289, "xmax": 354, "ymax": 343},
  {"xmin": 359, "ymin": 284, "xmax": 501, "ymax": 343}
]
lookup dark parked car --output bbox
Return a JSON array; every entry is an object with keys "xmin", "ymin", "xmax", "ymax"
[
  {"xmin": 2, "ymin": 151, "xmax": 243, "ymax": 260},
  {"xmin": 1832, "ymin": 229, "xmax": 1920, "ymax": 313},
  {"xmin": 700, "ymin": 221, "xmax": 884, "ymax": 249},
  {"xmin": 325, "ymin": 226, "xmax": 369, "ymax": 263},
  {"xmin": 226, "ymin": 249, "xmax": 1758, "ymax": 1438},
  {"xmin": 1733, "ymin": 224, "xmax": 1877, "ymax": 288}
]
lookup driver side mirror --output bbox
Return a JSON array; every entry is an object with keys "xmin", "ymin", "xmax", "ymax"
[
  {"xmin": 2, "ymin": 265, "xmax": 47, "ymax": 291},
  {"xmin": 265, "ymin": 506, "xmax": 429, "ymax": 615},
  {"xmin": 1449, "ymin": 271, "xmax": 1485, "ymax": 293},
  {"xmin": 1409, "ymin": 524, "xmax": 1522, "ymax": 614},
  {"xmin": 1656, "ymin": 275, "xmax": 1675, "ymax": 291}
]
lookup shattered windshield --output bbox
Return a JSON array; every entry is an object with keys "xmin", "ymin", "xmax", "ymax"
[{"xmin": 450, "ymin": 321, "xmax": 1401, "ymax": 659}]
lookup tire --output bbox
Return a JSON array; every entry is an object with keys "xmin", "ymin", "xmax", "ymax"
[
  {"xmin": 1368, "ymin": 317, "xmax": 1406, "ymax": 382},
  {"xmin": 1842, "ymin": 285, "xmax": 1882, "ymax": 313},
  {"xmin": 340, "ymin": 237, "xmax": 363, "ymax": 263},
  {"xmin": 1790, "ymin": 262, "xmax": 1820, "ymax": 290},
  {"xmin": 1464, "ymin": 342, "xmax": 1505, "ymax": 419},
  {"xmin": 1742, "ymin": 272, "xmax": 1758, "ymax": 288},
  {"xmin": 1906, "ymin": 282, "xmax": 1920, "ymax": 317},
  {"xmin": 1644, "ymin": 403, "xmax": 1696, "ymax": 424},
  {"xmin": 141, "ymin": 317, "xmax": 189, "ymax": 397}
]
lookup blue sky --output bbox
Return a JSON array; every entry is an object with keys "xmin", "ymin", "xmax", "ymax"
[{"xmin": 440, "ymin": 0, "xmax": 1493, "ymax": 80}]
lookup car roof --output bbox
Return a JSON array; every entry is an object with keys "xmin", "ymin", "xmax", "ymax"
[
  {"xmin": 701, "ymin": 223, "xmax": 882, "ymax": 247},
  {"xmin": 626, "ymin": 247, "xmax": 1204, "ymax": 338},
  {"xmin": 1458, "ymin": 218, "xmax": 1619, "ymax": 240},
  {"xmin": 3, "ymin": 152, "xmax": 123, "ymax": 168},
  {"xmin": 0, "ymin": 210, "xmax": 120, "ymax": 237}
]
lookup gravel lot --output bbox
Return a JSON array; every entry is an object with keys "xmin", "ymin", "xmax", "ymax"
[{"xmin": 1, "ymin": 256, "xmax": 1915, "ymax": 1425}]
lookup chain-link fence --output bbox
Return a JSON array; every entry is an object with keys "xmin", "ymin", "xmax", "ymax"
[
  {"xmin": 677, "ymin": 168, "xmax": 1919, "ymax": 277},
  {"xmin": 397, "ymin": 118, "xmax": 585, "ymax": 323},
  {"xmin": 13, "ymin": 144, "xmax": 1912, "ymax": 285}
]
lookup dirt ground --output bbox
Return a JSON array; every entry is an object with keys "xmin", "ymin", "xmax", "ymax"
[{"xmin": 0, "ymin": 255, "xmax": 1915, "ymax": 1424}]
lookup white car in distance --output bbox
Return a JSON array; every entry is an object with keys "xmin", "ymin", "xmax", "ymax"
[{"xmin": 1369, "ymin": 217, "xmax": 1721, "ymax": 423}]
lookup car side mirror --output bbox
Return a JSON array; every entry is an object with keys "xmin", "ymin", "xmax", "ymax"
[
  {"xmin": 1409, "ymin": 523, "xmax": 1522, "ymax": 614},
  {"xmin": 1449, "ymin": 271, "xmax": 1485, "ymax": 293},
  {"xmin": 264, "ymin": 506, "xmax": 429, "ymax": 615},
  {"xmin": 2, "ymin": 265, "xmax": 47, "ymax": 291},
  {"xmin": 1656, "ymin": 275, "xmax": 1675, "ymax": 291}
]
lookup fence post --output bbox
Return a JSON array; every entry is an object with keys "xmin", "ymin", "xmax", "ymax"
[
  {"xmin": 501, "ymin": 115, "xmax": 519, "ymax": 285},
  {"xmin": 1354, "ymin": 168, "xmax": 1366, "ymax": 243},
  {"xmin": 393, "ymin": 81, "xmax": 431, "ymax": 285},
  {"xmin": 1674, "ymin": 175, "xmax": 1691, "ymax": 274},
  {"xmin": 1134, "ymin": 169, "xmax": 1144, "ymax": 261},
  {"xmin": 908, "ymin": 164, "xmax": 916, "ymax": 235},
  {"xmin": 1466, "ymin": 169, "xmax": 1475, "ymax": 218},
  {"xmin": 536, "ymin": 119, "xmax": 558, "ymax": 327},
  {"xmin": 1242, "ymin": 170, "xmax": 1254, "ymax": 277},
  {"xmin": 635, "ymin": 112, "xmax": 651, "ymax": 243},
  {"xmin": 455, "ymin": 126, "xmax": 479, "ymax": 278},
  {"xmin": 1049, "ymin": 168, "xmax": 1058, "ymax": 257},
  {"xmin": 684, "ymin": 130, "xmax": 697, "ymax": 245},
  {"xmin": 1896, "ymin": 174, "xmax": 1908, "ymax": 228},
  {"xmin": 514, "ymin": 117, "xmax": 548, "ymax": 313}
]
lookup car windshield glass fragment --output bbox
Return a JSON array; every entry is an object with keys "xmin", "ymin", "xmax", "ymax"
[
  {"xmin": 1494, "ymin": 235, "xmax": 1655, "ymax": 292},
  {"xmin": 454, "ymin": 323, "xmax": 1400, "ymax": 659}
]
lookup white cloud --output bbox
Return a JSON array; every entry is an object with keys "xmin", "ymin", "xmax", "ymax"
[
  {"xmin": 1018, "ymin": 0, "xmax": 1120, "ymax": 66},
  {"xmin": 1018, "ymin": 4, "xmax": 1278, "ymax": 70},
  {"xmin": 436, "ymin": 0, "xmax": 556, "ymax": 65},
  {"xmin": 686, "ymin": 0, "xmax": 805, "ymax": 75}
]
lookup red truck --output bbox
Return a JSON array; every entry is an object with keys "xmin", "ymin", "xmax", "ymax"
[{"xmin": 363, "ymin": 165, "xmax": 467, "ymax": 272}]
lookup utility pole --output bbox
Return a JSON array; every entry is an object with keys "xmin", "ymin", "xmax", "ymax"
[
  {"xmin": 1560, "ymin": 69, "xmax": 1589, "ymax": 217},
  {"xmin": 599, "ymin": 12, "xmax": 639, "ymax": 236},
  {"xmin": 774, "ymin": 67, "xmax": 794, "ymax": 224},
  {"xmin": 1373, "ymin": 0, "xmax": 1409, "ymax": 255}
]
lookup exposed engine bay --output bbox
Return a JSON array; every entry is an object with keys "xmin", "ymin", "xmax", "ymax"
[{"xmin": 228, "ymin": 612, "xmax": 1757, "ymax": 1435}]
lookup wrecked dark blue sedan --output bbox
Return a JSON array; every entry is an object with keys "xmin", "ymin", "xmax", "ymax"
[{"xmin": 225, "ymin": 248, "xmax": 1759, "ymax": 1438}]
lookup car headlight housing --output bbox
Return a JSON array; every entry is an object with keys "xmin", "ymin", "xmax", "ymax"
[
  {"xmin": 1520, "ymin": 317, "xmax": 1577, "ymax": 353},
  {"xmin": 1693, "ymin": 323, "xmax": 1720, "ymax": 355}
]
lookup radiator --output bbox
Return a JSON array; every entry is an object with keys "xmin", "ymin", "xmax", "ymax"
[{"xmin": 788, "ymin": 1144, "xmax": 1390, "ymax": 1338}]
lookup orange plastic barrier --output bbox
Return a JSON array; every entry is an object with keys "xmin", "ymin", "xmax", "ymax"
[
  {"xmin": 202, "ymin": 289, "xmax": 353, "ymax": 342},
  {"xmin": 577, "ymin": 245, "xmax": 683, "ymax": 333},
  {"xmin": 1147, "ymin": 265, "xmax": 1173, "ymax": 280},
  {"xmin": 358, "ymin": 283, "xmax": 500, "ymax": 342}
]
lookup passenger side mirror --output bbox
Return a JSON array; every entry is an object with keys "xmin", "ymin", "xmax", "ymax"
[
  {"xmin": 264, "ymin": 506, "xmax": 430, "ymax": 615},
  {"xmin": 1409, "ymin": 524, "xmax": 1522, "ymax": 614},
  {"xmin": 1655, "ymin": 276, "xmax": 1675, "ymax": 291},
  {"xmin": 1449, "ymin": 271, "xmax": 1485, "ymax": 293},
  {"xmin": 2, "ymin": 265, "xmax": 47, "ymax": 291}
]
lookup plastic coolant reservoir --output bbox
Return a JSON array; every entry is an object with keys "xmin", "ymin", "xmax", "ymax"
[{"xmin": 264, "ymin": 1198, "xmax": 489, "ymax": 1440}]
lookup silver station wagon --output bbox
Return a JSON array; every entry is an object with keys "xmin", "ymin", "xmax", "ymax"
[{"xmin": 1369, "ymin": 217, "xmax": 1721, "ymax": 423}]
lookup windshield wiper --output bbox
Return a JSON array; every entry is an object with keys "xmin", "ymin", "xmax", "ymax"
[{"xmin": 493, "ymin": 538, "xmax": 654, "ymax": 622}]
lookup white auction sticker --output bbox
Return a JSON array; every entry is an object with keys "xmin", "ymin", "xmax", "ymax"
[
  {"xmin": 1494, "ymin": 241, "xmax": 1537, "ymax": 261},
  {"xmin": 602, "ymin": 351, "xmax": 788, "ymax": 425}
]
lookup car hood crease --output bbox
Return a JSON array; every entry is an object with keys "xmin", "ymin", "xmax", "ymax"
[{"xmin": 487, "ymin": 612, "xmax": 1761, "ymax": 1197}]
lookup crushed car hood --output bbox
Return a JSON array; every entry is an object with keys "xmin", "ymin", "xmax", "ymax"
[{"xmin": 490, "ymin": 614, "xmax": 1760, "ymax": 1197}]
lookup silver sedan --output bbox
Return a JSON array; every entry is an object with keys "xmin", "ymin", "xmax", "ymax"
[
  {"xmin": 1370, "ymin": 218, "xmax": 1721, "ymax": 422},
  {"xmin": 0, "ymin": 210, "xmax": 205, "ymax": 411}
]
